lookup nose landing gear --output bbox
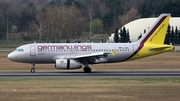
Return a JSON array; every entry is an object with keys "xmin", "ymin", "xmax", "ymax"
[{"xmin": 31, "ymin": 63, "xmax": 35, "ymax": 73}]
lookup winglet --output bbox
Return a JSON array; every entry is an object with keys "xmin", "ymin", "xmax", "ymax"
[{"xmin": 110, "ymin": 51, "xmax": 116, "ymax": 56}]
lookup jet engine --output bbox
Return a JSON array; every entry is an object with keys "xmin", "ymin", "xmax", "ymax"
[{"xmin": 55, "ymin": 59, "xmax": 82, "ymax": 69}]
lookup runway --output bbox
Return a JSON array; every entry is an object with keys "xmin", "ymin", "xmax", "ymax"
[{"xmin": 0, "ymin": 71, "xmax": 180, "ymax": 78}]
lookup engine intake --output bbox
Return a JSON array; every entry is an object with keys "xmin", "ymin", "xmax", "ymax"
[{"xmin": 55, "ymin": 59, "xmax": 82, "ymax": 69}]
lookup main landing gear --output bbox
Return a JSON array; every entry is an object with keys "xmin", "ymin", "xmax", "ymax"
[
  {"xmin": 31, "ymin": 63, "xmax": 35, "ymax": 73},
  {"xmin": 83, "ymin": 64, "xmax": 91, "ymax": 73},
  {"xmin": 83, "ymin": 66, "xmax": 91, "ymax": 73}
]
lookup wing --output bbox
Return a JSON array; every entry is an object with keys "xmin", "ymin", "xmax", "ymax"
[
  {"xmin": 66, "ymin": 51, "xmax": 115, "ymax": 59},
  {"xmin": 53, "ymin": 51, "xmax": 115, "ymax": 64}
]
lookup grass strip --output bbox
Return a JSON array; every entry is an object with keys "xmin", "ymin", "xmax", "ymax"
[{"xmin": 0, "ymin": 78, "xmax": 180, "ymax": 101}]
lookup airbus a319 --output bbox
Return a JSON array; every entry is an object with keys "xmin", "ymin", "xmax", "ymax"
[{"xmin": 8, "ymin": 14, "xmax": 174, "ymax": 73}]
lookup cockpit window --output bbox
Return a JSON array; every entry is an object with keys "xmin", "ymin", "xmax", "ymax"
[{"xmin": 15, "ymin": 49, "xmax": 24, "ymax": 52}]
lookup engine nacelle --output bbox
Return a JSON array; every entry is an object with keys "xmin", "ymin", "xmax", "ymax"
[{"xmin": 55, "ymin": 59, "xmax": 82, "ymax": 69}]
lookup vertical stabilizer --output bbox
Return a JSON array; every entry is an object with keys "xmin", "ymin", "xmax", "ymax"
[{"xmin": 137, "ymin": 14, "xmax": 170, "ymax": 44}]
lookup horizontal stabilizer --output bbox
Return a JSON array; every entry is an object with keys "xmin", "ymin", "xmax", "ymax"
[{"xmin": 149, "ymin": 45, "xmax": 174, "ymax": 50}]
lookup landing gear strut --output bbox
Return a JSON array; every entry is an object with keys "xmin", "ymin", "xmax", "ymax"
[
  {"xmin": 31, "ymin": 63, "xmax": 35, "ymax": 73},
  {"xmin": 83, "ymin": 66, "xmax": 91, "ymax": 73}
]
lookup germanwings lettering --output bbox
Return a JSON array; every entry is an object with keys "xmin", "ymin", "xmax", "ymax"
[
  {"xmin": 37, "ymin": 45, "xmax": 92, "ymax": 51},
  {"xmin": 150, "ymin": 24, "xmax": 165, "ymax": 42},
  {"xmin": 37, "ymin": 45, "xmax": 130, "ymax": 51}
]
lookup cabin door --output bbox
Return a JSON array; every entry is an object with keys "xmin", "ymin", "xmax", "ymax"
[
  {"xmin": 30, "ymin": 45, "xmax": 36, "ymax": 56},
  {"xmin": 133, "ymin": 45, "xmax": 138, "ymax": 52},
  {"xmin": 133, "ymin": 45, "xmax": 139, "ymax": 56}
]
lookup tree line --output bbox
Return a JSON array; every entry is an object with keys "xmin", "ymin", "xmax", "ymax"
[
  {"xmin": 114, "ymin": 27, "xmax": 131, "ymax": 43},
  {"xmin": 165, "ymin": 25, "xmax": 180, "ymax": 45},
  {"xmin": 0, "ymin": 0, "xmax": 180, "ymax": 42}
]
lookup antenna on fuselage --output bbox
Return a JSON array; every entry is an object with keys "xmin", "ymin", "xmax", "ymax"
[{"xmin": 34, "ymin": 41, "xmax": 36, "ymax": 44}]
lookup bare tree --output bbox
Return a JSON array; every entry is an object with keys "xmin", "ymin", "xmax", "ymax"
[
  {"xmin": 66, "ymin": 4, "xmax": 85, "ymax": 41},
  {"xmin": 118, "ymin": 7, "xmax": 141, "ymax": 26},
  {"xmin": 88, "ymin": 1, "xmax": 94, "ymax": 41},
  {"xmin": 43, "ymin": 5, "xmax": 85, "ymax": 42},
  {"xmin": 30, "ymin": 12, "xmax": 47, "ymax": 41},
  {"xmin": 99, "ymin": 1, "xmax": 108, "ymax": 18}
]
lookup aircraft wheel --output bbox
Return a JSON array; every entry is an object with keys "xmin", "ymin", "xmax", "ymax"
[
  {"xmin": 31, "ymin": 63, "xmax": 35, "ymax": 73},
  {"xmin": 31, "ymin": 69, "xmax": 35, "ymax": 73},
  {"xmin": 83, "ymin": 67, "xmax": 91, "ymax": 73}
]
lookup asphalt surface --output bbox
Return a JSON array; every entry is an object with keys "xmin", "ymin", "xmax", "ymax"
[{"xmin": 0, "ymin": 71, "xmax": 180, "ymax": 78}]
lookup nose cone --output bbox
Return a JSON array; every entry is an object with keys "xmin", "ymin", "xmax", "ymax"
[{"xmin": 7, "ymin": 52, "xmax": 17, "ymax": 61}]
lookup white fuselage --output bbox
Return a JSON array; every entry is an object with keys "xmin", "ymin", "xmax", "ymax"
[{"xmin": 8, "ymin": 43, "xmax": 138, "ymax": 64}]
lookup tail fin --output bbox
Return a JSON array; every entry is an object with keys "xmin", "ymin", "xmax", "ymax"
[{"xmin": 137, "ymin": 14, "xmax": 170, "ymax": 44}]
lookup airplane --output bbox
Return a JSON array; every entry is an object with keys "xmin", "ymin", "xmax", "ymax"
[{"xmin": 8, "ymin": 14, "xmax": 174, "ymax": 73}]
